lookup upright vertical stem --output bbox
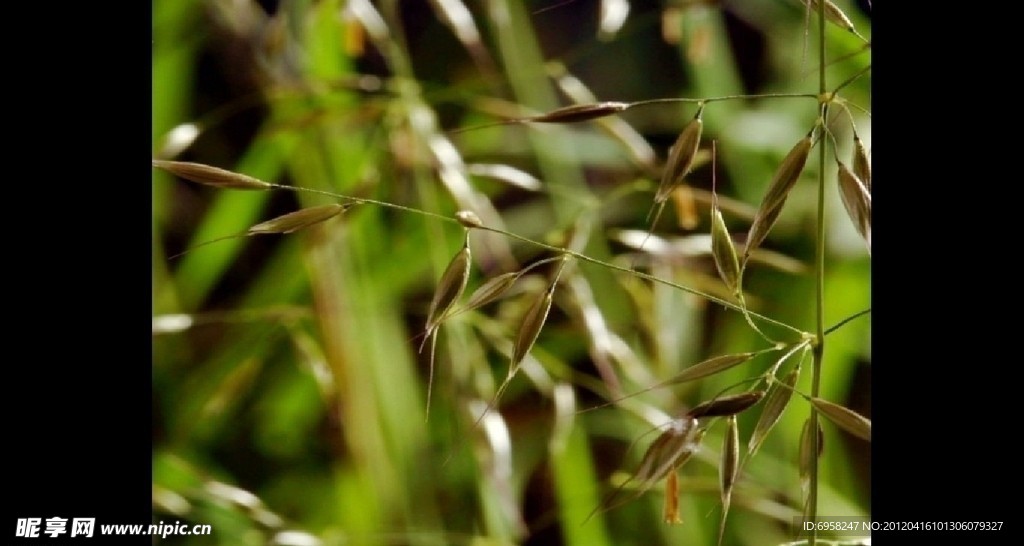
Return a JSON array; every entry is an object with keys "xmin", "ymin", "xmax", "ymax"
[{"xmin": 808, "ymin": 1, "xmax": 827, "ymax": 545}]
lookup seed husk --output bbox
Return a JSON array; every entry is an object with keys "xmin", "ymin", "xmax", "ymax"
[
  {"xmin": 811, "ymin": 397, "xmax": 871, "ymax": 441},
  {"xmin": 710, "ymin": 205, "xmax": 741, "ymax": 294},
  {"xmin": 152, "ymin": 159, "xmax": 273, "ymax": 190},
  {"xmin": 748, "ymin": 367, "xmax": 799, "ymax": 456},
  {"xmin": 836, "ymin": 160, "xmax": 872, "ymax": 250},
  {"xmin": 744, "ymin": 135, "xmax": 814, "ymax": 262},
  {"xmin": 423, "ymin": 242, "xmax": 472, "ymax": 340},
  {"xmin": 635, "ymin": 419, "xmax": 705, "ymax": 485},
  {"xmin": 798, "ymin": 418, "xmax": 824, "ymax": 496},
  {"xmin": 586, "ymin": 420, "xmax": 704, "ymax": 524},
  {"xmin": 666, "ymin": 352, "xmax": 759, "ymax": 386},
  {"xmin": 802, "ymin": 0, "xmax": 860, "ymax": 37},
  {"xmin": 687, "ymin": 390, "xmax": 766, "ymax": 419},
  {"xmin": 527, "ymin": 101, "xmax": 630, "ymax": 123},
  {"xmin": 247, "ymin": 203, "xmax": 350, "ymax": 235},
  {"xmin": 852, "ymin": 135, "xmax": 871, "ymax": 191},
  {"xmin": 717, "ymin": 416, "xmax": 740, "ymax": 546},
  {"xmin": 510, "ymin": 286, "xmax": 555, "ymax": 370},
  {"xmin": 720, "ymin": 415, "xmax": 739, "ymax": 507},
  {"xmin": 656, "ymin": 106, "xmax": 704, "ymax": 204},
  {"xmin": 460, "ymin": 271, "xmax": 520, "ymax": 313}
]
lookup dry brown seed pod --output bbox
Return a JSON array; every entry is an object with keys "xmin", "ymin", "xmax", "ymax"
[
  {"xmin": 852, "ymin": 135, "xmax": 871, "ymax": 190},
  {"xmin": 152, "ymin": 160, "xmax": 273, "ymax": 190},
  {"xmin": 710, "ymin": 205, "xmax": 741, "ymax": 294},
  {"xmin": 748, "ymin": 367, "xmax": 799, "ymax": 455},
  {"xmin": 656, "ymin": 107, "xmax": 704, "ymax": 204},
  {"xmin": 836, "ymin": 160, "xmax": 872, "ymax": 249},
  {"xmin": 687, "ymin": 390, "xmax": 766, "ymax": 419},
  {"xmin": 247, "ymin": 204, "xmax": 350, "ymax": 235},
  {"xmin": 455, "ymin": 210, "xmax": 483, "ymax": 229},
  {"xmin": 528, "ymin": 101, "xmax": 630, "ymax": 123},
  {"xmin": 811, "ymin": 397, "xmax": 871, "ymax": 441},
  {"xmin": 744, "ymin": 135, "xmax": 814, "ymax": 261}
]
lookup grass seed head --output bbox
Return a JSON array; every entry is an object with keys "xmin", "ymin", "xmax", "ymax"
[
  {"xmin": 667, "ymin": 352, "xmax": 758, "ymax": 385},
  {"xmin": 852, "ymin": 135, "xmax": 871, "ymax": 190},
  {"xmin": 247, "ymin": 204, "xmax": 350, "ymax": 235},
  {"xmin": 510, "ymin": 287, "xmax": 554, "ymax": 370},
  {"xmin": 748, "ymin": 367, "xmax": 799, "ymax": 455},
  {"xmin": 710, "ymin": 205, "xmax": 741, "ymax": 294},
  {"xmin": 687, "ymin": 390, "xmax": 766, "ymax": 419},
  {"xmin": 424, "ymin": 242, "xmax": 472, "ymax": 338},
  {"xmin": 152, "ymin": 159, "xmax": 273, "ymax": 190},
  {"xmin": 744, "ymin": 135, "xmax": 813, "ymax": 259},
  {"xmin": 656, "ymin": 107, "xmax": 704, "ymax": 204},
  {"xmin": 529, "ymin": 101, "xmax": 630, "ymax": 123},
  {"xmin": 811, "ymin": 397, "xmax": 871, "ymax": 442},
  {"xmin": 461, "ymin": 271, "xmax": 520, "ymax": 313},
  {"xmin": 836, "ymin": 160, "xmax": 872, "ymax": 250}
]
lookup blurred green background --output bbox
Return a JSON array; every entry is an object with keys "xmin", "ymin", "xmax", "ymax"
[{"xmin": 152, "ymin": 1, "xmax": 870, "ymax": 544}]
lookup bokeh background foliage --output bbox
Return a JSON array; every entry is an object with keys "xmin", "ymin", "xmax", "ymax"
[{"xmin": 152, "ymin": 1, "xmax": 870, "ymax": 544}]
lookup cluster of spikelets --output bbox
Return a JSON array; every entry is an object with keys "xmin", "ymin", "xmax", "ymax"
[
  {"xmin": 151, "ymin": 0, "xmax": 871, "ymax": 541},
  {"xmin": 152, "ymin": 92, "xmax": 870, "ymax": 539}
]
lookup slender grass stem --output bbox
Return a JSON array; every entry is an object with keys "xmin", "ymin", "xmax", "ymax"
[{"xmin": 809, "ymin": 1, "xmax": 827, "ymax": 543}]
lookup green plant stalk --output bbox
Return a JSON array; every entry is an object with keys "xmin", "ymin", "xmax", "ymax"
[{"xmin": 809, "ymin": 0, "xmax": 827, "ymax": 544}]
